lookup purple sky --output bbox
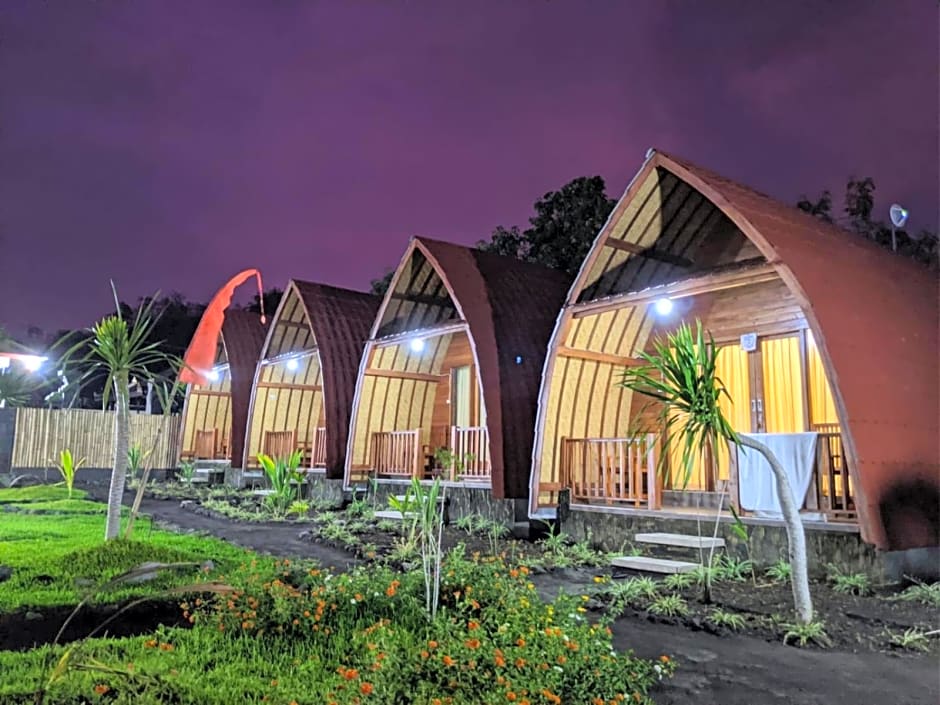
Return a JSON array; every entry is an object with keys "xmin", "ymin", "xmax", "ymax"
[{"xmin": 2, "ymin": 0, "xmax": 937, "ymax": 337}]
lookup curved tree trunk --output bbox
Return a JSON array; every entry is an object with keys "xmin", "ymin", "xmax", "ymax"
[
  {"xmin": 105, "ymin": 374, "xmax": 130, "ymax": 540},
  {"xmin": 738, "ymin": 434, "xmax": 813, "ymax": 623}
]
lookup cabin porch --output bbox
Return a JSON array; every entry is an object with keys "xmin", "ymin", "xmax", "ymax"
[{"xmin": 348, "ymin": 326, "xmax": 493, "ymax": 487}]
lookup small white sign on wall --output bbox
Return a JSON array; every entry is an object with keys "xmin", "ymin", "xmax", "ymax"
[{"xmin": 740, "ymin": 332, "xmax": 757, "ymax": 352}]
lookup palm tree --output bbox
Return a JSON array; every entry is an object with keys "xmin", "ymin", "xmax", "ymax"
[
  {"xmin": 0, "ymin": 368, "xmax": 39, "ymax": 408},
  {"xmin": 70, "ymin": 286, "xmax": 169, "ymax": 540},
  {"xmin": 621, "ymin": 321, "xmax": 813, "ymax": 623}
]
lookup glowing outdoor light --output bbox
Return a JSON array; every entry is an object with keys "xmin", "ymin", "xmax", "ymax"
[
  {"xmin": 21, "ymin": 355, "xmax": 46, "ymax": 373},
  {"xmin": 0, "ymin": 357, "xmax": 9, "ymax": 371},
  {"xmin": 286, "ymin": 358, "xmax": 300, "ymax": 372},
  {"xmin": 207, "ymin": 368, "xmax": 220, "ymax": 382},
  {"xmin": 653, "ymin": 298, "xmax": 674, "ymax": 316},
  {"xmin": 409, "ymin": 338, "xmax": 426, "ymax": 353}
]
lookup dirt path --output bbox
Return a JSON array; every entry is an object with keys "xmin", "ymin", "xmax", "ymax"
[
  {"xmin": 129, "ymin": 496, "xmax": 361, "ymax": 572},
  {"xmin": 615, "ymin": 618, "xmax": 938, "ymax": 705}
]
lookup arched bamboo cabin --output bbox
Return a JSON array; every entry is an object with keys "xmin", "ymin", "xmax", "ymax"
[
  {"xmin": 243, "ymin": 281, "xmax": 380, "ymax": 477},
  {"xmin": 180, "ymin": 309, "xmax": 267, "ymax": 467},
  {"xmin": 345, "ymin": 237, "xmax": 570, "ymax": 500},
  {"xmin": 530, "ymin": 149, "xmax": 938, "ymax": 551}
]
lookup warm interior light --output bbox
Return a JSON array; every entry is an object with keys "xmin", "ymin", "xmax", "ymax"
[
  {"xmin": 286, "ymin": 358, "xmax": 300, "ymax": 371},
  {"xmin": 21, "ymin": 355, "xmax": 45, "ymax": 373},
  {"xmin": 653, "ymin": 298, "xmax": 674, "ymax": 316},
  {"xmin": 409, "ymin": 338, "xmax": 426, "ymax": 353}
]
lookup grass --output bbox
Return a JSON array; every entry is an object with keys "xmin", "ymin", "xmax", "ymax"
[
  {"xmin": 0, "ymin": 487, "xmax": 258, "ymax": 611},
  {"xmin": 765, "ymin": 559, "xmax": 791, "ymax": 583},
  {"xmin": 0, "ymin": 485, "xmax": 88, "ymax": 503}
]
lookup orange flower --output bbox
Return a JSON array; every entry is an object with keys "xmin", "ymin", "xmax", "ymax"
[
  {"xmin": 428, "ymin": 640, "xmax": 439, "ymax": 649},
  {"xmin": 468, "ymin": 620, "xmax": 480, "ymax": 630},
  {"xmin": 507, "ymin": 693, "xmax": 517, "ymax": 702},
  {"xmin": 158, "ymin": 642, "xmax": 174, "ymax": 651},
  {"xmin": 343, "ymin": 668, "xmax": 359, "ymax": 680},
  {"xmin": 541, "ymin": 689, "xmax": 561, "ymax": 705},
  {"xmin": 556, "ymin": 655, "xmax": 567, "ymax": 665},
  {"xmin": 516, "ymin": 638, "xmax": 526, "ymax": 647},
  {"xmin": 659, "ymin": 654, "xmax": 671, "ymax": 664},
  {"xmin": 494, "ymin": 654, "xmax": 506, "ymax": 667},
  {"xmin": 442, "ymin": 655, "xmax": 456, "ymax": 667},
  {"xmin": 360, "ymin": 683, "xmax": 374, "ymax": 695},
  {"xmin": 93, "ymin": 684, "xmax": 110, "ymax": 695},
  {"xmin": 465, "ymin": 638, "xmax": 480, "ymax": 649},
  {"xmin": 144, "ymin": 639, "xmax": 157, "ymax": 648},
  {"xmin": 514, "ymin": 657, "xmax": 526, "ymax": 668}
]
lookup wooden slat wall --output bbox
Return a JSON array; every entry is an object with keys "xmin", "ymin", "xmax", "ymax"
[
  {"xmin": 181, "ymin": 368, "xmax": 233, "ymax": 457},
  {"xmin": 245, "ymin": 352, "xmax": 324, "ymax": 465},
  {"xmin": 537, "ymin": 276, "xmax": 803, "ymax": 495},
  {"xmin": 12, "ymin": 407, "xmax": 181, "ymax": 469}
]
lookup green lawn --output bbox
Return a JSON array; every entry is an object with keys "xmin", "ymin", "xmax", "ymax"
[{"xmin": 0, "ymin": 487, "xmax": 259, "ymax": 611}]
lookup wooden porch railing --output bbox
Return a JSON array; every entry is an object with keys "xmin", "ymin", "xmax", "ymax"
[
  {"xmin": 311, "ymin": 426, "xmax": 327, "ymax": 467},
  {"xmin": 449, "ymin": 425, "xmax": 490, "ymax": 480},
  {"xmin": 370, "ymin": 429, "xmax": 422, "ymax": 477},
  {"xmin": 808, "ymin": 425, "xmax": 855, "ymax": 520},
  {"xmin": 560, "ymin": 435, "xmax": 659, "ymax": 508},
  {"xmin": 194, "ymin": 429, "xmax": 219, "ymax": 460}
]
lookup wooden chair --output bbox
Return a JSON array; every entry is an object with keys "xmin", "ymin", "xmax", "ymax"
[
  {"xmin": 194, "ymin": 429, "xmax": 218, "ymax": 459},
  {"xmin": 262, "ymin": 430, "xmax": 298, "ymax": 460}
]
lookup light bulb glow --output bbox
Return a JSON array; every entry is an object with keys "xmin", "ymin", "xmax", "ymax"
[
  {"xmin": 0, "ymin": 357, "xmax": 9, "ymax": 371},
  {"xmin": 653, "ymin": 298, "xmax": 674, "ymax": 316},
  {"xmin": 286, "ymin": 358, "xmax": 300, "ymax": 372},
  {"xmin": 409, "ymin": 338, "xmax": 425, "ymax": 353},
  {"xmin": 21, "ymin": 355, "xmax": 46, "ymax": 373},
  {"xmin": 207, "ymin": 368, "xmax": 220, "ymax": 382}
]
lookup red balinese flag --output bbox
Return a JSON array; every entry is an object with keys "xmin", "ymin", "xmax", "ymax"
[{"xmin": 180, "ymin": 269, "xmax": 264, "ymax": 385}]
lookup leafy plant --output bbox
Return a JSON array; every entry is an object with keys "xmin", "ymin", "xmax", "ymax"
[
  {"xmin": 708, "ymin": 608, "xmax": 746, "ymax": 631},
  {"xmin": 783, "ymin": 620, "xmax": 830, "ymax": 647},
  {"xmin": 286, "ymin": 500, "xmax": 310, "ymax": 518},
  {"xmin": 894, "ymin": 579, "xmax": 940, "ymax": 607},
  {"xmin": 886, "ymin": 627, "xmax": 931, "ymax": 652},
  {"xmin": 606, "ymin": 577, "xmax": 659, "ymax": 615},
  {"xmin": 345, "ymin": 497, "xmax": 373, "ymax": 519},
  {"xmin": 53, "ymin": 450, "xmax": 85, "ymax": 499},
  {"xmin": 766, "ymin": 560, "xmax": 792, "ymax": 583},
  {"xmin": 663, "ymin": 572, "xmax": 696, "ymax": 591},
  {"xmin": 432, "ymin": 447, "xmax": 476, "ymax": 477},
  {"xmin": 716, "ymin": 555, "xmax": 753, "ymax": 583},
  {"xmin": 257, "ymin": 450, "xmax": 306, "ymax": 517},
  {"xmin": 729, "ymin": 505, "xmax": 757, "ymax": 584},
  {"xmin": 178, "ymin": 461, "xmax": 196, "ymax": 485},
  {"xmin": 648, "ymin": 593, "xmax": 689, "ymax": 618},
  {"xmin": 621, "ymin": 321, "xmax": 814, "ymax": 623},
  {"xmin": 127, "ymin": 445, "xmax": 149, "ymax": 480},
  {"xmin": 828, "ymin": 565, "xmax": 871, "ymax": 595},
  {"xmin": 538, "ymin": 525, "xmax": 569, "ymax": 555}
]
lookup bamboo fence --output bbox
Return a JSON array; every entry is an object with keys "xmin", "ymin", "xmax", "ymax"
[{"xmin": 11, "ymin": 407, "xmax": 181, "ymax": 469}]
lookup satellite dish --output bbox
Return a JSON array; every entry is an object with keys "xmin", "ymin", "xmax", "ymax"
[{"xmin": 889, "ymin": 204, "xmax": 909, "ymax": 228}]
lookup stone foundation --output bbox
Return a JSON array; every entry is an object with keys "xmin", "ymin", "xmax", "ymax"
[
  {"xmin": 561, "ymin": 505, "xmax": 887, "ymax": 579},
  {"xmin": 356, "ymin": 479, "xmax": 524, "ymax": 527}
]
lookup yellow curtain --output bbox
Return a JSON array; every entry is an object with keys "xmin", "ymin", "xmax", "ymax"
[
  {"xmin": 761, "ymin": 336, "xmax": 805, "ymax": 433},
  {"xmin": 806, "ymin": 331, "xmax": 839, "ymax": 427},
  {"xmin": 714, "ymin": 344, "xmax": 751, "ymax": 482},
  {"xmin": 667, "ymin": 344, "xmax": 750, "ymax": 489}
]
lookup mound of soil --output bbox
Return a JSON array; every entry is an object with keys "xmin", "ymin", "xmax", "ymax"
[{"xmin": 0, "ymin": 600, "xmax": 187, "ymax": 651}]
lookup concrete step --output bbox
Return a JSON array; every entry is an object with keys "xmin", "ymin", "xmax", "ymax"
[
  {"xmin": 610, "ymin": 556, "xmax": 700, "ymax": 574},
  {"xmin": 634, "ymin": 532, "xmax": 725, "ymax": 550},
  {"xmin": 374, "ymin": 510, "xmax": 415, "ymax": 521}
]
